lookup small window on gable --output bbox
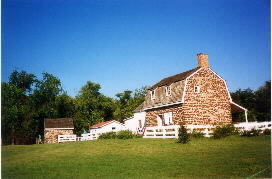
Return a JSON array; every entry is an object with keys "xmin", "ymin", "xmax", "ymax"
[
  {"xmin": 150, "ymin": 90, "xmax": 155, "ymax": 100},
  {"xmin": 165, "ymin": 85, "xmax": 171, "ymax": 96},
  {"xmin": 112, "ymin": 127, "xmax": 116, "ymax": 130},
  {"xmin": 194, "ymin": 86, "xmax": 200, "ymax": 93}
]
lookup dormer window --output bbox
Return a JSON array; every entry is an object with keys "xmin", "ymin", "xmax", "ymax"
[
  {"xmin": 150, "ymin": 90, "xmax": 155, "ymax": 100},
  {"xmin": 194, "ymin": 86, "xmax": 200, "ymax": 93},
  {"xmin": 165, "ymin": 85, "xmax": 171, "ymax": 96}
]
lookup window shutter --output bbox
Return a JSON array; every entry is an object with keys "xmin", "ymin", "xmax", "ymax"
[
  {"xmin": 169, "ymin": 112, "xmax": 173, "ymax": 124},
  {"xmin": 164, "ymin": 113, "xmax": 169, "ymax": 125}
]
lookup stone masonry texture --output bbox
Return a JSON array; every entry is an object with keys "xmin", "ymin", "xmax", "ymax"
[{"xmin": 44, "ymin": 129, "xmax": 74, "ymax": 144}]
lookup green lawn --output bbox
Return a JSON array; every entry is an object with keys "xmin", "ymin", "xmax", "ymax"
[{"xmin": 2, "ymin": 136, "xmax": 271, "ymax": 178}]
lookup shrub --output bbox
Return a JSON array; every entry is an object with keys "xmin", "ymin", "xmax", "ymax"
[
  {"xmin": 98, "ymin": 132, "xmax": 116, "ymax": 139},
  {"xmin": 98, "ymin": 130, "xmax": 143, "ymax": 140},
  {"xmin": 116, "ymin": 130, "xmax": 134, "ymax": 139},
  {"xmin": 241, "ymin": 128, "xmax": 262, "ymax": 137},
  {"xmin": 190, "ymin": 129, "xmax": 204, "ymax": 138},
  {"xmin": 263, "ymin": 129, "xmax": 271, "ymax": 135},
  {"xmin": 177, "ymin": 125, "xmax": 190, "ymax": 144},
  {"xmin": 212, "ymin": 124, "xmax": 238, "ymax": 139}
]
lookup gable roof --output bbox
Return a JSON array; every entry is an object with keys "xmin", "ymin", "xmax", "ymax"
[
  {"xmin": 90, "ymin": 120, "xmax": 124, "ymax": 129},
  {"xmin": 44, "ymin": 118, "xmax": 74, "ymax": 129},
  {"xmin": 149, "ymin": 67, "xmax": 200, "ymax": 90},
  {"xmin": 133, "ymin": 102, "xmax": 145, "ymax": 113}
]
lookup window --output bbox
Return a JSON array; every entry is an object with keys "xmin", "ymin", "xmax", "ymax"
[
  {"xmin": 164, "ymin": 112, "xmax": 173, "ymax": 125},
  {"xmin": 150, "ymin": 90, "xmax": 155, "ymax": 100},
  {"xmin": 165, "ymin": 85, "xmax": 171, "ymax": 96},
  {"xmin": 194, "ymin": 86, "xmax": 200, "ymax": 93},
  {"xmin": 157, "ymin": 112, "xmax": 173, "ymax": 126},
  {"xmin": 112, "ymin": 127, "xmax": 116, "ymax": 130},
  {"xmin": 157, "ymin": 114, "xmax": 163, "ymax": 127}
]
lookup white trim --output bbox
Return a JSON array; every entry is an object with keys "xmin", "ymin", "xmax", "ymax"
[
  {"xmin": 143, "ymin": 101, "xmax": 183, "ymax": 111},
  {"xmin": 194, "ymin": 86, "xmax": 200, "ymax": 93},
  {"xmin": 90, "ymin": 120, "xmax": 125, "ymax": 129},
  {"xmin": 150, "ymin": 89, "xmax": 156, "ymax": 100},
  {"xmin": 181, "ymin": 68, "xmax": 202, "ymax": 103},
  {"xmin": 245, "ymin": 111, "xmax": 248, "ymax": 123},
  {"xmin": 209, "ymin": 69, "xmax": 232, "ymax": 102},
  {"xmin": 165, "ymin": 85, "xmax": 171, "ymax": 97},
  {"xmin": 45, "ymin": 128, "xmax": 74, "ymax": 130},
  {"xmin": 230, "ymin": 101, "xmax": 248, "ymax": 111}
]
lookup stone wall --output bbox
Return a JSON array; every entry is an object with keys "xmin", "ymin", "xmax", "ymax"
[
  {"xmin": 44, "ymin": 129, "xmax": 74, "ymax": 144},
  {"xmin": 182, "ymin": 68, "xmax": 232, "ymax": 125},
  {"xmin": 146, "ymin": 104, "xmax": 183, "ymax": 127},
  {"xmin": 144, "ymin": 80, "xmax": 185, "ymax": 109},
  {"xmin": 145, "ymin": 68, "xmax": 232, "ymax": 126}
]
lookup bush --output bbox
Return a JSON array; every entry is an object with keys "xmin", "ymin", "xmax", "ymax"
[
  {"xmin": 116, "ymin": 130, "xmax": 134, "ymax": 139},
  {"xmin": 177, "ymin": 125, "xmax": 190, "ymax": 144},
  {"xmin": 98, "ymin": 130, "xmax": 143, "ymax": 140},
  {"xmin": 212, "ymin": 124, "xmax": 238, "ymax": 139},
  {"xmin": 98, "ymin": 132, "xmax": 116, "ymax": 139},
  {"xmin": 190, "ymin": 129, "xmax": 204, "ymax": 138},
  {"xmin": 241, "ymin": 128, "xmax": 262, "ymax": 137},
  {"xmin": 263, "ymin": 129, "xmax": 271, "ymax": 135}
]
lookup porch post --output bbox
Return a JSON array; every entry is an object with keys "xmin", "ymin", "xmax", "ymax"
[{"xmin": 245, "ymin": 110, "xmax": 248, "ymax": 123}]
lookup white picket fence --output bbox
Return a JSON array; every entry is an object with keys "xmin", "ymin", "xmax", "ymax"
[
  {"xmin": 143, "ymin": 122, "xmax": 272, "ymax": 139},
  {"xmin": 58, "ymin": 135, "xmax": 77, "ymax": 143},
  {"xmin": 58, "ymin": 133, "xmax": 98, "ymax": 143},
  {"xmin": 234, "ymin": 121, "xmax": 271, "ymax": 131},
  {"xmin": 143, "ymin": 125, "xmax": 215, "ymax": 138}
]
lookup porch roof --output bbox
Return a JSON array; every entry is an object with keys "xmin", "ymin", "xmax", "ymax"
[{"xmin": 230, "ymin": 101, "xmax": 247, "ymax": 113}]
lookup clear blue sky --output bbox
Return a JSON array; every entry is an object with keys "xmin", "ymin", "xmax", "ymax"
[{"xmin": 2, "ymin": 0, "xmax": 271, "ymax": 97}]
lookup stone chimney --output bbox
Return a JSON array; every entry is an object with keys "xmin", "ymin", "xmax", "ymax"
[{"xmin": 197, "ymin": 53, "xmax": 209, "ymax": 68}]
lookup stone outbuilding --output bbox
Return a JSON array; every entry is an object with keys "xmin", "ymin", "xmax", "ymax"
[{"xmin": 44, "ymin": 118, "xmax": 74, "ymax": 144}]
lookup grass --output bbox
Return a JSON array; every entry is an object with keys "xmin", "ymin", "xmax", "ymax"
[{"xmin": 2, "ymin": 136, "xmax": 271, "ymax": 178}]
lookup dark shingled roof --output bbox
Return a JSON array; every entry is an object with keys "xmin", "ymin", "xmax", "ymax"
[
  {"xmin": 133, "ymin": 103, "xmax": 144, "ymax": 113},
  {"xmin": 149, "ymin": 67, "xmax": 200, "ymax": 90},
  {"xmin": 44, "ymin": 118, "xmax": 74, "ymax": 128}
]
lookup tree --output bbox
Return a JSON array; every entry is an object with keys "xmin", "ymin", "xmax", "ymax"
[
  {"xmin": 9, "ymin": 70, "xmax": 36, "ymax": 93},
  {"xmin": 54, "ymin": 93, "xmax": 75, "ymax": 118},
  {"xmin": 231, "ymin": 88, "xmax": 257, "ymax": 122},
  {"xmin": 255, "ymin": 81, "xmax": 271, "ymax": 121},
  {"xmin": 1, "ymin": 83, "xmax": 23, "ymax": 144},
  {"xmin": 114, "ymin": 87, "xmax": 147, "ymax": 122},
  {"xmin": 74, "ymin": 81, "xmax": 116, "ymax": 135},
  {"xmin": 31, "ymin": 72, "xmax": 63, "ymax": 136}
]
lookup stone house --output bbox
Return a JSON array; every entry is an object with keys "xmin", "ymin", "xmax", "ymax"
[
  {"xmin": 142, "ymin": 53, "xmax": 247, "ymax": 127},
  {"xmin": 44, "ymin": 118, "xmax": 74, "ymax": 144}
]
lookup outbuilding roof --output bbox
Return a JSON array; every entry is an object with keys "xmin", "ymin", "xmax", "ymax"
[
  {"xmin": 44, "ymin": 118, "xmax": 74, "ymax": 129},
  {"xmin": 90, "ymin": 120, "xmax": 124, "ymax": 129},
  {"xmin": 149, "ymin": 67, "xmax": 199, "ymax": 90}
]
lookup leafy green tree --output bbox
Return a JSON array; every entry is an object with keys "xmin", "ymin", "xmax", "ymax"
[
  {"xmin": 114, "ymin": 87, "xmax": 147, "ymax": 122},
  {"xmin": 255, "ymin": 81, "xmax": 271, "ymax": 121},
  {"xmin": 9, "ymin": 70, "xmax": 36, "ymax": 93},
  {"xmin": 1, "ymin": 83, "xmax": 23, "ymax": 144},
  {"xmin": 31, "ymin": 73, "xmax": 63, "ymax": 135},
  {"xmin": 73, "ymin": 81, "xmax": 116, "ymax": 135},
  {"xmin": 231, "ymin": 88, "xmax": 257, "ymax": 122},
  {"xmin": 54, "ymin": 93, "xmax": 75, "ymax": 118}
]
